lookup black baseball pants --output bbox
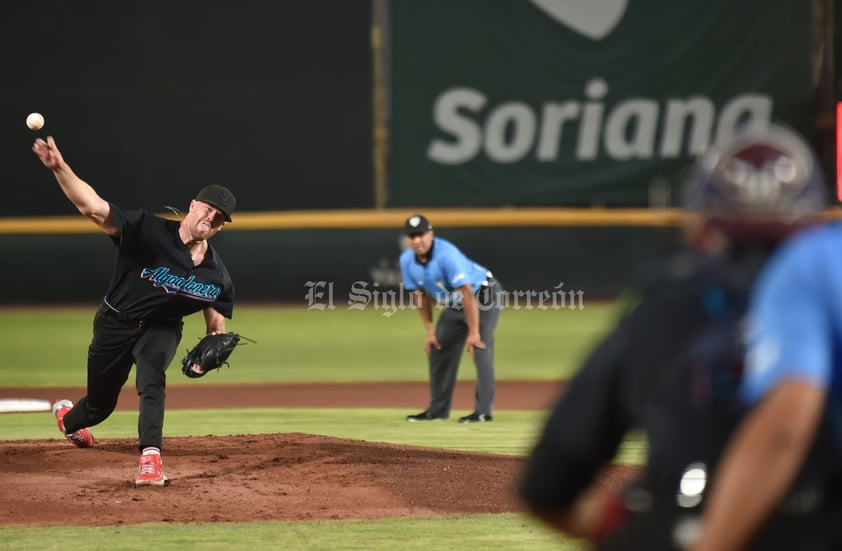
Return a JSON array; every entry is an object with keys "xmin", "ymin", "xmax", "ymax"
[{"xmin": 60, "ymin": 305, "xmax": 183, "ymax": 452}]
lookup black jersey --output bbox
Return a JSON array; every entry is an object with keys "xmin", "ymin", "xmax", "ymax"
[{"xmin": 101, "ymin": 204, "xmax": 234, "ymax": 322}]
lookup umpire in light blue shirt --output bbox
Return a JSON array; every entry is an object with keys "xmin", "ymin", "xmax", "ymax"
[{"xmin": 399, "ymin": 214, "xmax": 502, "ymax": 423}]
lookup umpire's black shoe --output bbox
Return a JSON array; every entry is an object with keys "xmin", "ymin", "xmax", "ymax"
[
  {"xmin": 406, "ymin": 411, "xmax": 448, "ymax": 422},
  {"xmin": 458, "ymin": 412, "xmax": 493, "ymax": 423}
]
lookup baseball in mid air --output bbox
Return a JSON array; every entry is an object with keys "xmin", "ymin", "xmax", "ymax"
[{"xmin": 26, "ymin": 112, "xmax": 45, "ymax": 131}]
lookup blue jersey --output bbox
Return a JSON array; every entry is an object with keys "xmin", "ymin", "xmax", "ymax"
[
  {"xmin": 399, "ymin": 237, "xmax": 490, "ymax": 307},
  {"xmin": 743, "ymin": 223, "xmax": 842, "ymax": 405}
]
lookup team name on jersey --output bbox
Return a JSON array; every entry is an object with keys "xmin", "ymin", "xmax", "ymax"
[{"xmin": 140, "ymin": 266, "xmax": 222, "ymax": 301}]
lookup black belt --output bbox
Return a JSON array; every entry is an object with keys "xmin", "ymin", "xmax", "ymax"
[{"xmin": 99, "ymin": 304, "xmax": 147, "ymax": 328}]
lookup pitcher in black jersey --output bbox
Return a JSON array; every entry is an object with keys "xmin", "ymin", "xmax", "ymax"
[{"xmin": 33, "ymin": 135, "xmax": 236, "ymax": 487}]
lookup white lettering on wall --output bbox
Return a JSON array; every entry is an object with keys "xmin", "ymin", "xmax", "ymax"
[{"xmin": 427, "ymin": 78, "xmax": 773, "ymax": 165}]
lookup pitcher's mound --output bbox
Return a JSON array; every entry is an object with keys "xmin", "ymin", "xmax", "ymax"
[{"xmin": 0, "ymin": 432, "xmax": 638, "ymax": 526}]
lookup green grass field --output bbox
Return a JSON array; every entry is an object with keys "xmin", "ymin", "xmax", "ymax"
[
  {"xmin": 0, "ymin": 303, "xmax": 621, "ymax": 386},
  {"xmin": 0, "ymin": 304, "xmax": 632, "ymax": 550}
]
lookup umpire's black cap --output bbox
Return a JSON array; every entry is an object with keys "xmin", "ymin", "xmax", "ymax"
[{"xmin": 404, "ymin": 214, "xmax": 433, "ymax": 235}]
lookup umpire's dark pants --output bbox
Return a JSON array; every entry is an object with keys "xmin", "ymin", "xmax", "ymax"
[
  {"xmin": 426, "ymin": 278, "xmax": 503, "ymax": 418},
  {"xmin": 61, "ymin": 304, "xmax": 183, "ymax": 453}
]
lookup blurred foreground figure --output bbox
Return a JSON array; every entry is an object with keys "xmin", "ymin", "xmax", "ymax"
[
  {"xmin": 692, "ymin": 145, "xmax": 842, "ymax": 548},
  {"xmin": 519, "ymin": 123, "xmax": 830, "ymax": 550}
]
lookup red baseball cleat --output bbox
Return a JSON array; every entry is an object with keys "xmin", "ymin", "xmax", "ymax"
[
  {"xmin": 52, "ymin": 399, "xmax": 94, "ymax": 448},
  {"xmin": 135, "ymin": 448, "xmax": 169, "ymax": 487}
]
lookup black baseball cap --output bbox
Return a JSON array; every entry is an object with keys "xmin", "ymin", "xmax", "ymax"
[
  {"xmin": 195, "ymin": 185, "xmax": 236, "ymax": 222},
  {"xmin": 404, "ymin": 214, "xmax": 433, "ymax": 235}
]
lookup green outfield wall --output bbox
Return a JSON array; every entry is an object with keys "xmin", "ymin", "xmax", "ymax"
[
  {"xmin": 8, "ymin": 206, "xmax": 842, "ymax": 305},
  {"xmin": 0, "ymin": 208, "xmax": 688, "ymax": 304}
]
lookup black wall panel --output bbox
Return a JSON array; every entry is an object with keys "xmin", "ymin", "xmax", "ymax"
[{"xmin": 0, "ymin": 1, "xmax": 373, "ymax": 216}]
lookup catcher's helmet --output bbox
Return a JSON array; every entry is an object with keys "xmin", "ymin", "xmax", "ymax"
[{"xmin": 684, "ymin": 122, "xmax": 827, "ymax": 240}]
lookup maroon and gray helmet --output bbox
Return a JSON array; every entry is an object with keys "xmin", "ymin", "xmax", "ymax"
[{"xmin": 684, "ymin": 122, "xmax": 827, "ymax": 240}]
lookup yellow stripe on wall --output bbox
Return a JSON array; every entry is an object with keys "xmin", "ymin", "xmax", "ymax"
[{"xmin": 0, "ymin": 207, "xmax": 840, "ymax": 234}]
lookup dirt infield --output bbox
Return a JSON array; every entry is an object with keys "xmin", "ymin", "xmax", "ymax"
[{"xmin": 0, "ymin": 381, "xmax": 639, "ymax": 526}]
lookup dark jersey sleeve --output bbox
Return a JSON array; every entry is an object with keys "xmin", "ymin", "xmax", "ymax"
[
  {"xmin": 519, "ymin": 323, "xmax": 633, "ymax": 510},
  {"xmin": 211, "ymin": 292, "xmax": 234, "ymax": 320},
  {"xmin": 518, "ymin": 256, "xmax": 704, "ymax": 511},
  {"xmin": 209, "ymin": 252, "xmax": 235, "ymax": 319},
  {"xmin": 519, "ymin": 250, "xmax": 762, "ymax": 513},
  {"xmin": 106, "ymin": 203, "xmax": 150, "ymax": 251}
]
